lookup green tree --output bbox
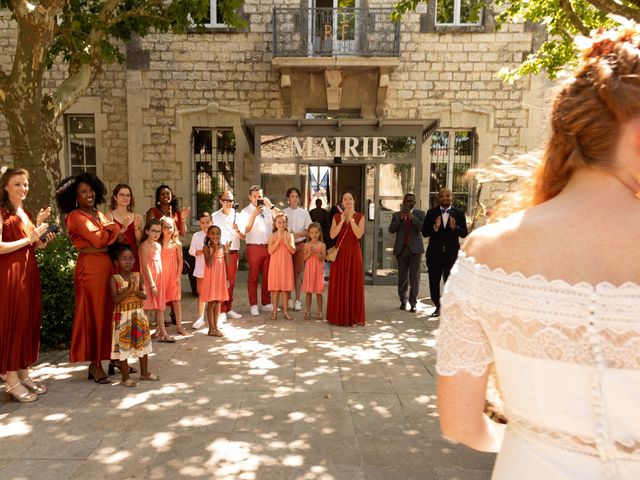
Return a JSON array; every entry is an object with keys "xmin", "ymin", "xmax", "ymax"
[
  {"xmin": 392, "ymin": 0, "xmax": 637, "ymax": 80},
  {"xmin": 0, "ymin": 0, "xmax": 244, "ymax": 212}
]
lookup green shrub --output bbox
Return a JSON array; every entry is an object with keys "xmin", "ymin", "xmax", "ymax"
[{"xmin": 36, "ymin": 235, "xmax": 77, "ymax": 351}]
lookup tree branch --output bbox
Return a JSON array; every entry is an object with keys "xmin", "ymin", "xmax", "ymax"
[
  {"xmin": 9, "ymin": 0, "xmax": 29, "ymax": 18},
  {"xmin": 584, "ymin": 0, "xmax": 640, "ymax": 22},
  {"xmin": 558, "ymin": 0, "xmax": 590, "ymax": 36}
]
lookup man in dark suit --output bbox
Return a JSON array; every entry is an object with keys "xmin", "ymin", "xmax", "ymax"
[
  {"xmin": 389, "ymin": 193, "xmax": 425, "ymax": 313},
  {"xmin": 422, "ymin": 188, "xmax": 468, "ymax": 318}
]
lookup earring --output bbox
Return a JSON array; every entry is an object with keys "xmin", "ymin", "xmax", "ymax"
[{"xmin": 75, "ymin": 200, "xmax": 78, "ymax": 208}]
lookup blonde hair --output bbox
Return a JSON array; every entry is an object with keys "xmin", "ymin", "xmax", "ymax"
[
  {"xmin": 272, "ymin": 212, "xmax": 288, "ymax": 233},
  {"xmin": 306, "ymin": 222, "xmax": 324, "ymax": 242},
  {"xmin": 160, "ymin": 216, "xmax": 181, "ymax": 248}
]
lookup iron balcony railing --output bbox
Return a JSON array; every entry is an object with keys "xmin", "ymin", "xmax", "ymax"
[{"xmin": 273, "ymin": 7, "xmax": 400, "ymax": 57}]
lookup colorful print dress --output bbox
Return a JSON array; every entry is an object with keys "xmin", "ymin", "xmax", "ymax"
[{"xmin": 111, "ymin": 272, "xmax": 152, "ymax": 360}]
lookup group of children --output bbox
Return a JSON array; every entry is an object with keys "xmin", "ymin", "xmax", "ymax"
[{"xmin": 107, "ymin": 211, "xmax": 328, "ymax": 388}]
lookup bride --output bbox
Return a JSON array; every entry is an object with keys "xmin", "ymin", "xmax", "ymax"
[{"xmin": 436, "ymin": 26, "xmax": 640, "ymax": 479}]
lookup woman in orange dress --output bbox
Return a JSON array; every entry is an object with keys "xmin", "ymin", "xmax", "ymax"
[
  {"xmin": 105, "ymin": 183, "xmax": 143, "ymax": 272},
  {"xmin": 326, "ymin": 190, "xmax": 366, "ymax": 327},
  {"xmin": 0, "ymin": 168, "xmax": 53, "ymax": 403},
  {"xmin": 56, "ymin": 173, "xmax": 126, "ymax": 384},
  {"xmin": 145, "ymin": 184, "xmax": 189, "ymax": 237}
]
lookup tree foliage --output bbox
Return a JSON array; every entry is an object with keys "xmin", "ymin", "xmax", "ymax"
[{"xmin": 392, "ymin": 0, "xmax": 639, "ymax": 79}]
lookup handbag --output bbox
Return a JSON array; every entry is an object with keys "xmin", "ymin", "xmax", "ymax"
[{"xmin": 325, "ymin": 223, "xmax": 349, "ymax": 262}]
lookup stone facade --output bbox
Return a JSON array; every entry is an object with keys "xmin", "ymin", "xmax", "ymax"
[{"xmin": 0, "ymin": 1, "xmax": 551, "ymax": 223}]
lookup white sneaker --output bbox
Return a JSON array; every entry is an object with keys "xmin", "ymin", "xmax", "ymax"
[
  {"xmin": 192, "ymin": 317, "xmax": 205, "ymax": 329},
  {"xmin": 261, "ymin": 303, "xmax": 273, "ymax": 312},
  {"xmin": 294, "ymin": 300, "xmax": 302, "ymax": 311},
  {"xmin": 227, "ymin": 310, "xmax": 243, "ymax": 319},
  {"xmin": 287, "ymin": 299, "xmax": 294, "ymax": 310},
  {"xmin": 218, "ymin": 312, "xmax": 227, "ymax": 324},
  {"xmin": 250, "ymin": 305, "xmax": 260, "ymax": 316}
]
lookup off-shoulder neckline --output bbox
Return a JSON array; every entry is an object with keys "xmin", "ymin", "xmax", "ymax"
[{"xmin": 457, "ymin": 251, "xmax": 640, "ymax": 292}]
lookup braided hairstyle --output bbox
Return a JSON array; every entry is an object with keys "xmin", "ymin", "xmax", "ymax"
[{"xmin": 533, "ymin": 26, "xmax": 640, "ymax": 205}]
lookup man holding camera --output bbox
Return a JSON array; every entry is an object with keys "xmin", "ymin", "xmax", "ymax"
[
  {"xmin": 389, "ymin": 193, "xmax": 425, "ymax": 313},
  {"xmin": 240, "ymin": 185, "xmax": 278, "ymax": 316},
  {"xmin": 212, "ymin": 189, "xmax": 243, "ymax": 321},
  {"xmin": 422, "ymin": 188, "xmax": 468, "ymax": 318}
]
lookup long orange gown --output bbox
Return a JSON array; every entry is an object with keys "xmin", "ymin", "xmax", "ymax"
[
  {"xmin": 326, "ymin": 213, "xmax": 366, "ymax": 326},
  {"xmin": 66, "ymin": 210, "xmax": 120, "ymax": 364},
  {"xmin": 0, "ymin": 208, "xmax": 42, "ymax": 373}
]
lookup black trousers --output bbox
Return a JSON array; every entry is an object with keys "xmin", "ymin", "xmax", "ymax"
[
  {"xmin": 396, "ymin": 246, "xmax": 421, "ymax": 308},
  {"xmin": 426, "ymin": 251, "xmax": 456, "ymax": 309}
]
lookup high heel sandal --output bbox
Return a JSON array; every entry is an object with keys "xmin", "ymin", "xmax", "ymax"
[
  {"xmin": 304, "ymin": 311, "xmax": 311, "ymax": 320},
  {"xmin": 87, "ymin": 368, "xmax": 111, "ymax": 384},
  {"xmin": 283, "ymin": 312, "xmax": 293, "ymax": 321},
  {"xmin": 270, "ymin": 311, "xmax": 277, "ymax": 321},
  {"xmin": 5, "ymin": 382, "xmax": 38, "ymax": 403},
  {"xmin": 20, "ymin": 378, "xmax": 48, "ymax": 395},
  {"xmin": 108, "ymin": 361, "xmax": 137, "ymax": 376},
  {"xmin": 121, "ymin": 378, "xmax": 138, "ymax": 388}
]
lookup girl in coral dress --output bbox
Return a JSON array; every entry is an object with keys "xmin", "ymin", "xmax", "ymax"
[
  {"xmin": 302, "ymin": 223, "xmax": 326, "ymax": 320},
  {"xmin": 160, "ymin": 217, "xmax": 186, "ymax": 336},
  {"xmin": 201, "ymin": 225, "xmax": 230, "ymax": 337},
  {"xmin": 109, "ymin": 244, "xmax": 157, "ymax": 387},
  {"xmin": 139, "ymin": 219, "xmax": 174, "ymax": 343},
  {"xmin": 267, "ymin": 212, "xmax": 295, "ymax": 320}
]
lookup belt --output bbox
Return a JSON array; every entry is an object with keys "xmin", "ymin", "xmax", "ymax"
[{"xmin": 247, "ymin": 243, "xmax": 268, "ymax": 247}]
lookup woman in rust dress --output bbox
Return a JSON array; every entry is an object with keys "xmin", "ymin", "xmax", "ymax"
[
  {"xmin": 146, "ymin": 184, "xmax": 189, "ymax": 237},
  {"xmin": 326, "ymin": 190, "xmax": 366, "ymax": 327},
  {"xmin": 56, "ymin": 173, "xmax": 127, "ymax": 384},
  {"xmin": 0, "ymin": 168, "xmax": 53, "ymax": 402}
]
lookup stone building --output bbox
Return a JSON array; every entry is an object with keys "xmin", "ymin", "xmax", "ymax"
[{"xmin": 0, "ymin": 0, "xmax": 549, "ymax": 284}]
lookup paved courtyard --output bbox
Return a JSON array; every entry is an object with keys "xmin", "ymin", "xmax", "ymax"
[{"xmin": 0, "ymin": 278, "xmax": 495, "ymax": 480}]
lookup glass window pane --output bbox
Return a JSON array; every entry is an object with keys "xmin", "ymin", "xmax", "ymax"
[
  {"xmin": 68, "ymin": 116, "xmax": 95, "ymax": 135},
  {"xmin": 454, "ymin": 131, "xmax": 472, "ymax": 156},
  {"xmin": 436, "ymin": 0, "xmax": 454, "ymax": 24},
  {"xmin": 194, "ymin": 129, "xmax": 213, "ymax": 156},
  {"xmin": 84, "ymin": 138, "xmax": 96, "ymax": 166},
  {"xmin": 217, "ymin": 129, "xmax": 236, "ymax": 154},
  {"xmin": 460, "ymin": 0, "xmax": 482, "ymax": 24}
]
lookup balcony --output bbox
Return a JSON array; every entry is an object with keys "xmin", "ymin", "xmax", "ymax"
[{"xmin": 272, "ymin": 7, "xmax": 400, "ymax": 58}]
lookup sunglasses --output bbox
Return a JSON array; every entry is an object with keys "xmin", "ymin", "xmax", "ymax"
[{"xmin": 221, "ymin": 199, "xmax": 233, "ymax": 203}]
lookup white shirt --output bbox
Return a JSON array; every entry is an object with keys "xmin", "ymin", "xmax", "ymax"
[
  {"xmin": 212, "ymin": 208, "xmax": 241, "ymax": 250},
  {"xmin": 440, "ymin": 207, "xmax": 451, "ymax": 229},
  {"xmin": 283, "ymin": 206, "xmax": 312, "ymax": 243},
  {"xmin": 240, "ymin": 203, "xmax": 273, "ymax": 245},
  {"xmin": 188, "ymin": 230, "xmax": 207, "ymax": 278}
]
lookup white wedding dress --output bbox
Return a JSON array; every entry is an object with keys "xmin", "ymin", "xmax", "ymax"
[{"xmin": 436, "ymin": 252, "xmax": 640, "ymax": 480}]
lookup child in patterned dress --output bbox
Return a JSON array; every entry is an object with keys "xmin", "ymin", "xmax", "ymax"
[
  {"xmin": 302, "ymin": 223, "xmax": 326, "ymax": 320},
  {"xmin": 109, "ymin": 244, "xmax": 158, "ymax": 387}
]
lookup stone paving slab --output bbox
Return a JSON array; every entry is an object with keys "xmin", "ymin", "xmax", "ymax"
[{"xmin": 0, "ymin": 280, "xmax": 495, "ymax": 480}]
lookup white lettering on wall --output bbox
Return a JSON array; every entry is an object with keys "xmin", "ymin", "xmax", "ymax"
[{"xmin": 290, "ymin": 137, "xmax": 387, "ymax": 158}]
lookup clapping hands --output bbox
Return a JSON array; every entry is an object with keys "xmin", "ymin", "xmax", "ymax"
[{"xmin": 36, "ymin": 207, "xmax": 51, "ymax": 226}]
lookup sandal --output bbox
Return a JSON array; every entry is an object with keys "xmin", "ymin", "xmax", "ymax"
[
  {"xmin": 304, "ymin": 311, "xmax": 311, "ymax": 320},
  {"xmin": 157, "ymin": 335, "xmax": 176, "ymax": 343},
  {"xmin": 121, "ymin": 378, "xmax": 138, "ymax": 388},
  {"xmin": 270, "ymin": 312, "xmax": 277, "ymax": 321},
  {"xmin": 283, "ymin": 312, "xmax": 293, "ymax": 321},
  {"xmin": 207, "ymin": 329, "xmax": 224, "ymax": 337},
  {"xmin": 316, "ymin": 312, "xmax": 324, "ymax": 320},
  {"xmin": 20, "ymin": 378, "xmax": 48, "ymax": 395},
  {"xmin": 108, "ymin": 361, "xmax": 137, "ymax": 376},
  {"xmin": 176, "ymin": 327, "xmax": 188, "ymax": 336},
  {"xmin": 140, "ymin": 373, "xmax": 160, "ymax": 381},
  {"xmin": 87, "ymin": 368, "xmax": 111, "ymax": 384},
  {"xmin": 5, "ymin": 382, "xmax": 37, "ymax": 403}
]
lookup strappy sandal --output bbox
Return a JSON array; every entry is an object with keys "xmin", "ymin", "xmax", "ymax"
[
  {"xmin": 176, "ymin": 327, "xmax": 188, "ymax": 336},
  {"xmin": 87, "ymin": 368, "xmax": 111, "ymax": 384},
  {"xmin": 121, "ymin": 378, "xmax": 138, "ymax": 388},
  {"xmin": 304, "ymin": 311, "xmax": 311, "ymax": 320},
  {"xmin": 157, "ymin": 335, "xmax": 176, "ymax": 343},
  {"xmin": 283, "ymin": 312, "xmax": 293, "ymax": 321},
  {"xmin": 270, "ymin": 312, "xmax": 277, "ymax": 321},
  {"xmin": 139, "ymin": 373, "xmax": 160, "ymax": 381},
  {"xmin": 20, "ymin": 378, "xmax": 48, "ymax": 395},
  {"xmin": 5, "ymin": 382, "xmax": 37, "ymax": 403},
  {"xmin": 207, "ymin": 329, "xmax": 224, "ymax": 337},
  {"xmin": 316, "ymin": 312, "xmax": 324, "ymax": 320}
]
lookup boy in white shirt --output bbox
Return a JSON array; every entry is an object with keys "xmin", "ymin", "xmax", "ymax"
[
  {"xmin": 189, "ymin": 212, "xmax": 212, "ymax": 329},
  {"xmin": 283, "ymin": 187, "xmax": 312, "ymax": 311}
]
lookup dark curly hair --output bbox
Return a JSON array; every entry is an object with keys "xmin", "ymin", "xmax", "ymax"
[
  {"xmin": 154, "ymin": 184, "xmax": 179, "ymax": 213},
  {"xmin": 108, "ymin": 242, "xmax": 134, "ymax": 261},
  {"xmin": 55, "ymin": 172, "xmax": 108, "ymax": 214}
]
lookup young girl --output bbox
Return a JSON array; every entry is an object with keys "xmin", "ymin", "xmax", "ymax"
[
  {"xmin": 109, "ymin": 245, "xmax": 158, "ymax": 387},
  {"xmin": 267, "ymin": 212, "xmax": 295, "ymax": 320},
  {"xmin": 302, "ymin": 223, "xmax": 326, "ymax": 320},
  {"xmin": 189, "ymin": 212, "xmax": 212, "ymax": 329},
  {"xmin": 139, "ymin": 219, "xmax": 175, "ymax": 343},
  {"xmin": 201, "ymin": 225, "xmax": 230, "ymax": 337},
  {"xmin": 160, "ymin": 217, "xmax": 187, "ymax": 336}
]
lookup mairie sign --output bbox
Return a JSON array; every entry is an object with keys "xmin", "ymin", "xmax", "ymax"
[{"xmin": 291, "ymin": 137, "xmax": 388, "ymax": 159}]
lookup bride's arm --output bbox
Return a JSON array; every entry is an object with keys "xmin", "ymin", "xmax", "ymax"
[{"xmin": 437, "ymin": 371, "xmax": 505, "ymax": 453}]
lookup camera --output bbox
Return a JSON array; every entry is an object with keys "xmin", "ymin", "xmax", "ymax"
[
  {"xmin": 257, "ymin": 199, "xmax": 265, "ymax": 207},
  {"xmin": 39, "ymin": 223, "xmax": 60, "ymax": 242}
]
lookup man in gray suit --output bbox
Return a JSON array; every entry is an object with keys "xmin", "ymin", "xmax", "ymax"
[{"xmin": 389, "ymin": 193, "xmax": 425, "ymax": 313}]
